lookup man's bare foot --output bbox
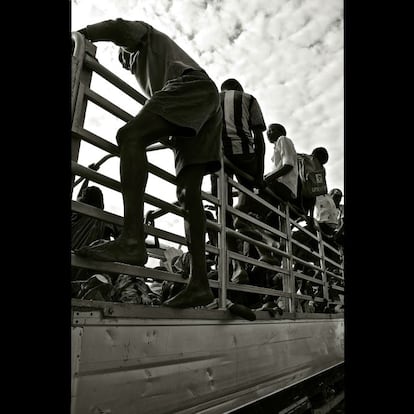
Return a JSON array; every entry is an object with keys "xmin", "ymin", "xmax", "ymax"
[
  {"xmin": 74, "ymin": 239, "xmax": 148, "ymax": 266},
  {"xmin": 163, "ymin": 283, "xmax": 215, "ymax": 308}
]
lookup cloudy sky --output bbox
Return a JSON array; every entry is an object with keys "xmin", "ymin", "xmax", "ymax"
[{"xmin": 71, "ymin": 0, "xmax": 343, "ymax": 234}]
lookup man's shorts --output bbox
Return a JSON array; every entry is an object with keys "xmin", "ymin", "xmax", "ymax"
[{"xmin": 142, "ymin": 70, "xmax": 222, "ymax": 177}]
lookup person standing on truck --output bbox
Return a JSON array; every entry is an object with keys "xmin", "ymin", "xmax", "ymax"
[
  {"xmin": 74, "ymin": 18, "xmax": 222, "ymax": 308},
  {"xmin": 211, "ymin": 78, "xmax": 266, "ymax": 206},
  {"xmin": 210, "ymin": 78, "xmax": 266, "ymax": 283}
]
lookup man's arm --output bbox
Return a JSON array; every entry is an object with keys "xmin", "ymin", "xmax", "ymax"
[
  {"xmin": 266, "ymin": 164, "xmax": 293, "ymax": 180},
  {"xmin": 78, "ymin": 18, "xmax": 147, "ymax": 51},
  {"xmin": 252, "ymin": 128, "xmax": 265, "ymax": 188}
]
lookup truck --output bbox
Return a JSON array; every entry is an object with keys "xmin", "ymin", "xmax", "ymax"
[{"xmin": 71, "ymin": 33, "xmax": 344, "ymax": 414}]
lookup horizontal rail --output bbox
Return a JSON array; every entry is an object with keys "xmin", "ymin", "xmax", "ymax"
[
  {"xmin": 72, "ymin": 126, "xmax": 119, "ymax": 155},
  {"xmin": 84, "ymin": 54, "xmax": 147, "ymax": 105},
  {"xmin": 229, "ymin": 251, "xmax": 285, "ymax": 274},
  {"xmin": 228, "ymin": 177, "xmax": 286, "ymax": 220},
  {"xmin": 226, "ymin": 228, "xmax": 289, "ymax": 259},
  {"xmin": 71, "ymin": 161, "xmax": 184, "ymax": 216},
  {"xmin": 85, "ymin": 87, "xmax": 134, "ymax": 122},
  {"xmin": 227, "ymin": 206, "xmax": 287, "ymax": 240},
  {"xmin": 72, "ymin": 200, "xmax": 220, "ymax": 254}
]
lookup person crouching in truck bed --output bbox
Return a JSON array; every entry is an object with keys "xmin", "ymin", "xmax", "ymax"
[{"xmin": 74, "ymin": 18, "xmax": 222, "ymax": 308}]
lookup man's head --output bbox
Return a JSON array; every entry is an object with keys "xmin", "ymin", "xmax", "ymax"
[
  {"xmin": 267, "ymin": 123, "xmax": 286, "ymax": 143},
  {"xmin": 221, "ymin": 78, "xmax": 244, "ymax": 92},
  {"xmin": 77, "ymin": 186, "xmax": 104, "ymax": 209},
  {"xmin": 312, "ymin": 147, "xmax": 329, "ymax": 165},
  {"xmin": 329, "ymin": 188, "xmax": 343, "ymax": 207}
]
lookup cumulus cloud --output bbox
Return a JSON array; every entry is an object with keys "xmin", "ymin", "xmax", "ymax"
[{"xmin": 72, "ymin": 0, "xmax": 344, "ymax": 208}]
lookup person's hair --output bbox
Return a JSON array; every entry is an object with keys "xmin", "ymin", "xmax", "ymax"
[
  {"xmin": 77, "ymin": 186, "xmax": 104, "ymax": 209},
  {"xmin": 268, "ymin": 123, "xmax": 287, "ymax": 136},
  {"xmin": 329, "ymin": 188, "xmax": 343, "ymax": 198},
  {"xmin": 221, "ymin": 78, "xmax": 244, "ymax": 92},
  {"xmin": 312, "ymin": 147, "xmax": 329, "ymax": 165}
]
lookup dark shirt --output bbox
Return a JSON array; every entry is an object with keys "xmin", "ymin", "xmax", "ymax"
[{"xmin": 220, "ymin": 90, "xmax": 266, "ymax": 156}]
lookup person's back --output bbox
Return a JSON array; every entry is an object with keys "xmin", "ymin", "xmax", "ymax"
[
  {"xmin": 314, "ymin": 193, "xmax": 341, "ymax": 235},
  {"xmin": 263, "ymin": 123, "xmax": 298, "ymax": 203},
  {"xmin": 72, "ymin": 185, "xmax": 119, "ymax": 250},
  {"xmin": 220, "ymin": 80, "xmax": 266, "ymax": 175},
  {"xmin": 296, "ymin": 147, "xmax": 329, "ymax": 218},
  {"xmin": 211, "ymin": 78, "xmax": 266, "ymax": 201}
]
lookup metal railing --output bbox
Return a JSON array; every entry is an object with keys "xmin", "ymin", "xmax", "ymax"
[{"xmin": 71, "ymin": 33, "xmax": 344, "ymax": 315}]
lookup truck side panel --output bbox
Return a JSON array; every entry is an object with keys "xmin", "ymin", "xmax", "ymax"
[{"xmin": 71, "ymin": 311, "xmax": 344, "ymax": 414}]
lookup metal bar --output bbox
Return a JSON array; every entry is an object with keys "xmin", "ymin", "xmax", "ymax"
[
  {"xmin": 146, "ymin": 143, "xmax": 169, "ymax": 152},
  {"xmin": 227, "ymin": 206, "xmax": 287, "ymax": 239},
  {"xmin": 293, "ymin": 271, "xmax": 324, "ymax": 286},
  {"xmin": 228, "ymin": 251, "xmax": 286, "ymax": 274},
  {"xmin": 316, "ymin": 227, "xmax": 329, "ymax": 301},
  {"xmin": 290, "ymin": 238, "xmax": 322, "ymax": 259},
  {"xmin": 147, "ymin": 162, "xmax": 177, "ymax": 185},
  {"xmin": 72, "ymin": 126, "xmax": 119, "ymax": 155},
  {"xmin": 71, "ymin": 32, "xmax": 85, "ymax": 121},
  {"xmin": 226, "ymin": 282, "xmax": 291, "ymax": 298},
  {"xmin": 84, "ymin": 54, "xmax": 147, "ymax": 105},
  {"xmin": 218, "ymin": 158, "xmax": 229, "ymax": 309},
  {"xmin": 73, "ymin": 154, "xmax": 117, "ymax": 187},
  {"xmin": 72, "ymin": 254, "xmax": 191, "ymax": 283},
  {"xmin": 71, "ymin": 41, "xmax": 96, "ymax": 196},
  {"xmin": 71, "ymin": 161, "xmax": 184, "ymax": 216},
  {"xmin": 292, "ymin": 257, "xmax": 324, "ymax": 272},
  {"xmin": 85, "ymin": 88, "xmax": 134, "ymax": 123},
  {"xmin": 72, "ymin": 200, "xmax": 220, "ymax": 255},
  {"xmin": 224, "ymin": 157, "xmax": 307, "ymax": 220},
  {"xmin": 228, "ymin": 177, "xmax": 286, "ymax": 219},
  {"xmin": 290, "ymin": 221, "xmax": 321, "ymax": 240},
  {"xmin": 226, "ymin": 228, "xmax": 289, "ymax": 259},
  {"xmin": 283, "ymin": 205, "xmax": 296, "ymax": 313},
  {"xmin": 321, "ymin": 240, "xmax": 342, "ymax": 256}
]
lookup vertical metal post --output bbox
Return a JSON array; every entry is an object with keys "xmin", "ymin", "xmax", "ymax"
[
  {"xmin": 218, "ymin": 156, "xmax": 228, "ymax": 309},
  {"xmin": 316, "ymin": 225, "xmax": 329, "ymax": 302},
  {"xmin": 281, "ymin": 204, "xmax": 295, "ymax": 313},
  {"xmin": 71, "ymin": 32, "xmax": 85, "ymax": 122},
  {"xmin": 71, "ymin": 34, "xmax": 96, "ymax": 197}
]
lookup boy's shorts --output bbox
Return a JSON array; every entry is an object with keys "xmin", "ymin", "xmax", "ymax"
[{"xmin": 142, "ymin": 70, "xmax": 222, "ymax": 177}]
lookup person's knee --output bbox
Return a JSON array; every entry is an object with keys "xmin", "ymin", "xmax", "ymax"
[
  {"xmin": 116, "ymin": 124, "xmax": 147, "ymax": 150},
  {"xmin": 177, "ymin": 167, "xmax": 203, "ymax": 205}
]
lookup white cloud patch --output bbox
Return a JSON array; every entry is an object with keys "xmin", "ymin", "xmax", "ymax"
[{"xmin": 72, "ymin": 0, "xmax": 344, "ymax": 208}]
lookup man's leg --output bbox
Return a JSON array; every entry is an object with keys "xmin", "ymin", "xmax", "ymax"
[
  {"xmin": 163, "ymin": 164, "xmax": 215, "ymax": 307},
  {"xmin": 75, "ymin": 109, "xmax": 187, "ymax": 265}
]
